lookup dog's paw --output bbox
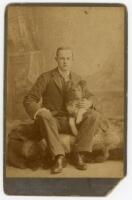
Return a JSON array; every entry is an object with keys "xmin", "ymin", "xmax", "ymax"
[
  {"xmin": 72, "ymin": 129, "xmax": 78, "ymax": 136},
  {"xmin": 76, "ymin": 116, "xmax": 82, "ymax": 124}
]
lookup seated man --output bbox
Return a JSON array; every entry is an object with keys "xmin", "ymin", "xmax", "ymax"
[{"xmin": 23, "ymin": 46, "xmax": 109, "ymax": 174}]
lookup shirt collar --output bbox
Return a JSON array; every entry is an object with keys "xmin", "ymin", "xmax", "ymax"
[{"xmin": 57, "ymin": 67, "xmax": 70, "ymax": 81}]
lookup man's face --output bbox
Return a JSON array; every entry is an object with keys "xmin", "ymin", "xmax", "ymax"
[{"xmin": 56, "ymin": 49, "xmax": 73, "ymax": 72}]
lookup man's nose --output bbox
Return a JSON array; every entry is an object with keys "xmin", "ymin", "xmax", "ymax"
[{"xmin": 64, "ymin": 58, "xmax": 68, "ymax": 62}]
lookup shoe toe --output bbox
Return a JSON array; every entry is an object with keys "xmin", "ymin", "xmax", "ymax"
[
  {"xmin": 51, "ymin": 156, "xmax": 66, "ymax": 174},
  {"xmin": 77, "ymin": 163, "xmax": 87, "ymax": 170},
  {"xmin": 51, "ymin": 167, "xmax": 63, "ymax": 174}
]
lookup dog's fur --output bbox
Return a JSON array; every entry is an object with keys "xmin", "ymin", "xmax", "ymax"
[{"xmin": 65, "ymin": 80, "xmax": 90, "ymax": 136}]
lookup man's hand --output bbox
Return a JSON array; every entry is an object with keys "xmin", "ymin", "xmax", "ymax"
[
  {"xmin": 34, "ymin": 108, "xmax": 52, "ymax": 120},
  {"xmin": 78, "ymin": 99, "xmax": 93, "ymax": 110}
]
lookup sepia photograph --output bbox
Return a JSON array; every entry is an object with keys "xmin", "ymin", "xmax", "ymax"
[{"xmin": 4, "ymin": 4, "xmax": 126, "ymax": 191}]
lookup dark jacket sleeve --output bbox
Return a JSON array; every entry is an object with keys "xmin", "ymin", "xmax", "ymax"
[{"xmin": 23, "ymin": 73, "xmax": 49, "ymax": 119}]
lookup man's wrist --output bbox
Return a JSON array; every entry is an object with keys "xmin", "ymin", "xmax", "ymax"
[
  {"xmin": 34, "ymin": 108, "xmax": 43, "ymax": 120},
  {"xmin": 34, "ymin": 108, "xmax": 49, "ymax": 120}
]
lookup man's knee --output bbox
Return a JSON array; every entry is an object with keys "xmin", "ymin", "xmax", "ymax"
[
  {"xmin": 35, "ymin": 108, "xmax": 54, "ymax": 121},
  {"xmin": 35, "ymin": 113, "xmax": 58, "ymax": 131},
  {"xmin": 36, "ymin": 112, "xmax": 53, "ymax": 122}
]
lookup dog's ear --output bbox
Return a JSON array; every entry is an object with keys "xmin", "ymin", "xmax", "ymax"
[{"xmin": 78, "ymin": 80, "xmax": 87, "ymax": 89}]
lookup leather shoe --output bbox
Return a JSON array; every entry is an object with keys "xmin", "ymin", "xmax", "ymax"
[
  {"xmin": 51, "ymin": 155, "xmax": 67, "ymax": 174},
  {"xmin": 73, "ymin": 152, "xmax": 87, "ymax": 170}
]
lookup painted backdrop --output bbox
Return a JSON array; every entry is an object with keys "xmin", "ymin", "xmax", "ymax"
[{"xmin": 6, "ymin": 5, "xmax": 125, "ymax": 120}]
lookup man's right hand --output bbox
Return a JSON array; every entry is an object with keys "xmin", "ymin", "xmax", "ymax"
[{"xmin": 34, "ymin": 107, "xmax": 52, "ymax": 120}]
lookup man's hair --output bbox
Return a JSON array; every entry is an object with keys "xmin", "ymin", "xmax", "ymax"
[{"xmin": 56, "ymin": 46, "xmax": 73, "ymax": 58}]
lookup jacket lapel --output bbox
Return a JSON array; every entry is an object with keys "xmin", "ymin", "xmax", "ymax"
[
  {"xmin": 51, "ymin": 68, "xmax": 63, "ymax": 92},
  {"xmin": 51, "ymin": 68, "xmax": 81, "ymax": 92}
]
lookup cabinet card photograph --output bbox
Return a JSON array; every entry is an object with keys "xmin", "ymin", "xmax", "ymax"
[{"xmin": 4, "ymin": 4, "xmax": 127, "ymax": 196}]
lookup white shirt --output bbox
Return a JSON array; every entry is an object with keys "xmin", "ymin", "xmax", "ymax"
[{"xmin": 58, "ymin": 67, "xmax": 70, "ymax": 82}]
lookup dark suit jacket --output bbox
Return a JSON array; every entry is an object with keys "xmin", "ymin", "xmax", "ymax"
[{"xmin": 23, "ymin": 67, "xmax": 97, "ymax": 119}]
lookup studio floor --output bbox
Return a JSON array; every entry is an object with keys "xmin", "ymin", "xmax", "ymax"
[{"xmin": 6, "ymin": 160, "xmax": 124, "ymax": 178}]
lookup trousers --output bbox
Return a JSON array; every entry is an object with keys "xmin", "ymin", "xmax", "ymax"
[{"xmin": 35, "ymin": 109, "xmax": 103, "ymax": 157}]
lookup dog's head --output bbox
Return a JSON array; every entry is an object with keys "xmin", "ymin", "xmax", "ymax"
[{"xmin": 65, "ymin": 80, "xmax": 87, "ymax": 103}]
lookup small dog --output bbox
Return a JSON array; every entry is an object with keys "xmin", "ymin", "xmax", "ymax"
[{"xmin": 65, "ymin": 80, "xmax": 92, "ymax": 136}]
